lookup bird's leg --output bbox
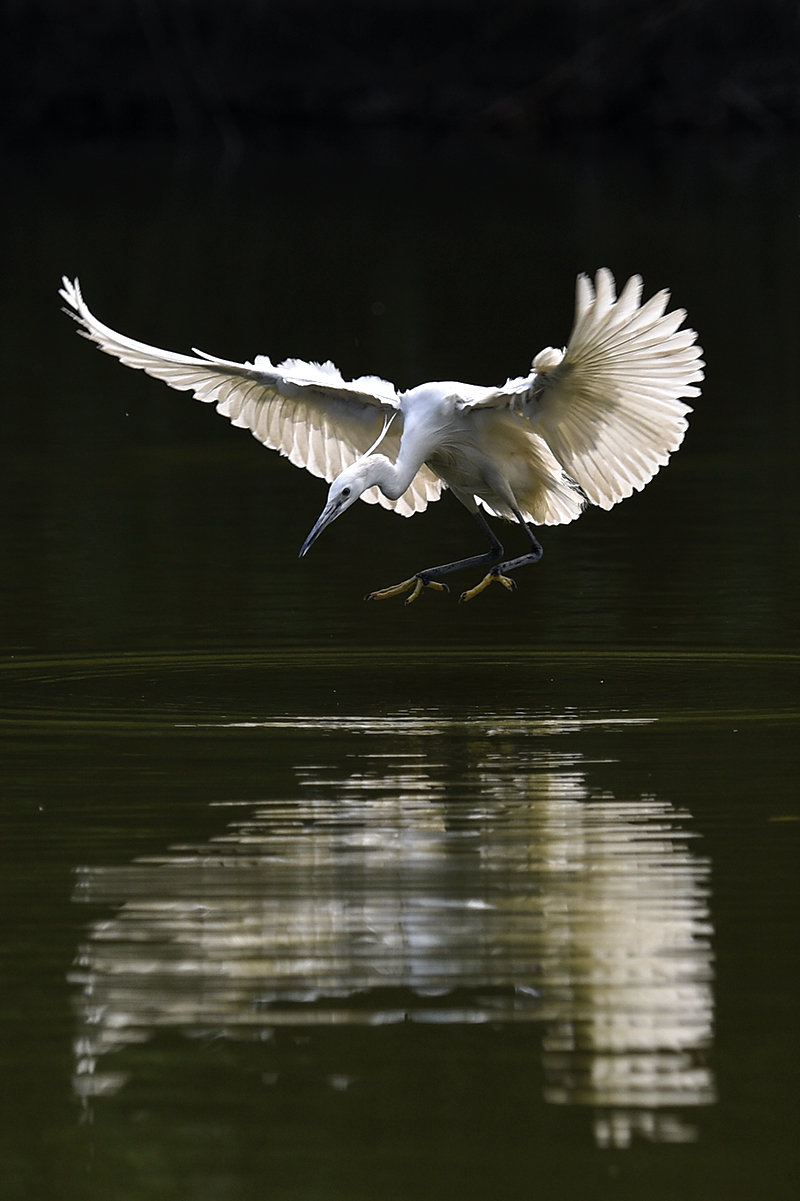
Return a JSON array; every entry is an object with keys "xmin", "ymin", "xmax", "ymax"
[
  {"xmin": 460, "ymin": 511, "xmax": 543, "ymax": 603},
  {"xmin": 367, "ymin": 511, "xmax": 504, "ymax": 604}
]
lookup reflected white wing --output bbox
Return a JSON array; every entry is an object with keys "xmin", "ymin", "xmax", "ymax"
[
  {"xmin": 465, "ymin": 270, "xmax": 704, "ymax": 511},
  {"xmin": 60, "ymin": 277, "xmax": 442, "ymax": 516}
]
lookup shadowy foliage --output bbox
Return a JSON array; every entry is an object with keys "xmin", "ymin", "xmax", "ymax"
[{"xmin": 3, "ymin": 0, "xmax": 799, "ymax": 146}]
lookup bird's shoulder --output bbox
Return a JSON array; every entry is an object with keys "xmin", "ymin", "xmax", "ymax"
[
  {"xmin": 256, "ymin": 355, "xmax": 399, "ymax": 407},
  {"xmin": 401, "ymin": 380, "xmax": 502, "ymax": 413}
]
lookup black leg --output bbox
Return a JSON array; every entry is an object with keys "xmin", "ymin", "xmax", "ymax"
[
  {"xmin": 459, "ymin": 510, "xmax": 543, "ymax": 602},
  {"xmin": 367, "ymin": 509, "xmax": 505, "ymax": 603}
]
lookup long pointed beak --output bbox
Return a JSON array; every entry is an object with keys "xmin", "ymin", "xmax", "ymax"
[{"xmin": 299, "ymin": 497, "xmax": 345, "ymax": 558}]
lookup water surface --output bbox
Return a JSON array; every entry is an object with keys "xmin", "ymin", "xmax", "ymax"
[{"xmin": 2, "ymin": 138, "xmax": 799, "ymax": 1200}]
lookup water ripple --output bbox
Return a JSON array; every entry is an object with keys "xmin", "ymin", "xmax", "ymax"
[{"xmin": 2, "ymin": 647, "xmax": 796, "ymax": 731}]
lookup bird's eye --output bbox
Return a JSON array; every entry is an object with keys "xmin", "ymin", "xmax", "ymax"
[{"xmin": 342, "ymin": 487, "xmax": 351, "ymax": 498}]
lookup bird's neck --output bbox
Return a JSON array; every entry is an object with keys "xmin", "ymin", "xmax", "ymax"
[{"xmin": 364, "ymin": 451, "xmax": 422, "ymax": 501}]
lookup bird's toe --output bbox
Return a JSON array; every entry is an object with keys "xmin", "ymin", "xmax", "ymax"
[
  {"xmin": 366, "ymin": 575, "xmax": 448, "ymax": 603},
  {"xmin": 405, "ymin": 578, "xmax": 448, "ymax": 605},
  {"xmin": 459, "ymin": 571, "xmax": 516, "ymax": 603}
]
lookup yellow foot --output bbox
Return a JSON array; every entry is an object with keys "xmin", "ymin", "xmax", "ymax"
[
  {"xmin": 366, "ymin": 576, "xmax": 449, "ymax": 605},
  {"xmin": 459, "ymin": 572, "xmax": 516, "ymax": 603}
]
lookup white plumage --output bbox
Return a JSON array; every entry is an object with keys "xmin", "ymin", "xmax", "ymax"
[{"xmin": 60, "ymin": 269, "xmax": 703, "ymax": 602}]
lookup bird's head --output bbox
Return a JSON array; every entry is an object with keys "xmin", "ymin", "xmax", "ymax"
[{"xmin": 299, "ymin": 459, "xmax": 378, "ymax": 557}]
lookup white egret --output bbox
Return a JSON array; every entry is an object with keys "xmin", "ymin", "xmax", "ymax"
[{"xmin": 60, "ymin": 270, "xmax": 703, "ymax": 603}]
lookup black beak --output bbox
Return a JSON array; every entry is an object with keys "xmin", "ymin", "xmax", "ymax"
[{"xmin": 299, "ymin": 496, "xmax": 344, "ymax": 557}]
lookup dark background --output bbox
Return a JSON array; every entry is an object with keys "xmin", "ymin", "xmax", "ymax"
[
  {"xmin": 2, "ymin": 0, "xmax": 799, "ymax": 655},
  {"xmin": 3, "ymin": 0, "xmax": 799, "ymax": 150},
  {"xmin": 2, "ymin": 0, "xmax": 799, "ymax": 657}
]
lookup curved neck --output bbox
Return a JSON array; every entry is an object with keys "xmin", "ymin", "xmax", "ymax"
[{"xmin": 366, "ymin": 451, "xmax": 423, "ymax": 501}]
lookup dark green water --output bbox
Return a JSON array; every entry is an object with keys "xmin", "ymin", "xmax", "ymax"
[{"xmin": 1, "ymin": 138, "xmax": 799, "ymax": 1200}]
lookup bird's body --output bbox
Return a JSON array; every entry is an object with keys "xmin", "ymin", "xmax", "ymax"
[{"xmin": 60, "ymin": 270, "xmax": 704, "ymax": 602}]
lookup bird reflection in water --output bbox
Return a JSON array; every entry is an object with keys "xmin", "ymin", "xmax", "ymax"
[{"xmin": 70, "ymin": 716, "xmax": 714, "ymax": 1147}]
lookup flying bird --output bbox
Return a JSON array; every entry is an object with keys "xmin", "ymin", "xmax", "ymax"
[{"xmin": 60, "ymin": 271, "xmax": 703, "ymax": 603}]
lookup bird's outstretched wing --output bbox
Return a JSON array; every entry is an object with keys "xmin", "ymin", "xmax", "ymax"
[
  {"xmin": 60, "ymin": 277, "xmax": 442, "ymax": 516},
  {"xmin": 464, "ymin": 269, "xmax": 704, "ymax": 511}
]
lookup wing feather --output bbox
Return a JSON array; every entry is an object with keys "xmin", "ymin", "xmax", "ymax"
[
  {"xmin": 60, "ymin": 276, "xmax": 442, "ymax": 515},
  {"xmin": 531, "ymin": 270, "xmax": 704, "ymax": 509},
  {"xmin": 465, "ymin": 269, "xmax": 704, "ymax": 511}
]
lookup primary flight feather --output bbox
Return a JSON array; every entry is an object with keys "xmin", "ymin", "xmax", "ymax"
[{"xmin": 60, "ymin": 269, "xmax": 703, "ymax": 603}]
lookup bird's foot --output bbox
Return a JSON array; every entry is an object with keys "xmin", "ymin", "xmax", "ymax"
[
  {"xmin": 366, "ymin": 575, "xmax": 449, "ymax": 605},
  {"xmin": 459, "ymin": 571, "xmax": 517, "ymax": 603}
]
